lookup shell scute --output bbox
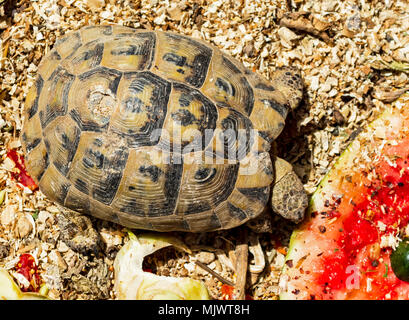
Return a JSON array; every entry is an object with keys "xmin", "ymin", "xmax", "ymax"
[
  {"xmin": 201, "ymin": 52, "xmax": 255, "ymax": 116},
  {"xmin": 37, "ymin": 67, "xmax": 74, "ymax": 129},
  {"xmin": 108, "ymin": 71, "xmax": 170, "ymax": 147},
  {"xmin": 100, "ymin": 32, "xmax": 156, "ymax": 71},
  {"xmin": 68, "ymin": 66, "xmax": 122, "ymax": 131},
  {"xmin": 66, "ymin": 132, "xmax": 129, "ymax": 205},
  {"xmin": 111, "ymin": 147, "xmax": 182, "ymax": 218},
  {"xmin": 157, "ymin": 82, "xmax": 218, "ymax": 154},
  {"xmin": 62, "ymin": 39, "xmax": 105, "ymax": 75},
  {"xmin": 152, "ymin": 31, "xmax": 212, "ymax": 88}
]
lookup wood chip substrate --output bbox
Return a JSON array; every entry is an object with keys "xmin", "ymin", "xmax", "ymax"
[{"xmin": 0, "ymin": 0, "xmax": 408, "ymax": 300}]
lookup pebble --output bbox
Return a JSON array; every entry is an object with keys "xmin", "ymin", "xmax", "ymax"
[
  {"xmin": 167, "ymin": 4, "xmax": 182, "ymax": 21},
  {"xmin": 277, "ymin": 27, "xmax": 299, "ymax": 49},
  {"xmin": 179, "ymin": 267, "xmax": 188, "ymax": 277},
  {"xmin": 15, "ymin": 215, "xmax": 33, "ymax": 238},
  {"xmin": 195, "ymin": 251, "xmax": 216, "ymax": 264}
]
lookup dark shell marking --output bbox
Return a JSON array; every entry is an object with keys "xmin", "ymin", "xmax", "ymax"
[{"xmin": 21, "ymin": 25, "xmax": 299, "ymax": 232}]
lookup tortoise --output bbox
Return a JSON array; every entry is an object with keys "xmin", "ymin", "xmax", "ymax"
[{"xmin": 21, "ymin": 25, "xmax": 307, "ymax": 233}]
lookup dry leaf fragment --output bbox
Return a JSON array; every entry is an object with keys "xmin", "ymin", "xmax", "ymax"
[
  {"xmin": 372, "ymin": 86, "xmax": 409, "ymax": 103},
  {"xmin": 312, "ymin": 17, "xmax": 331, "ymax": 32},
  {"xmin": 280, "ymin": 12, "xmax": 331, "ymax": 43},
  {"xmin": 371, "ymin": 58, "xmax": 409, "ymax": 74}
]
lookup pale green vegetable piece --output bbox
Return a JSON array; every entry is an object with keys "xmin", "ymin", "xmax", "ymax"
[
  {"xmin": 0, "ymin": 268, "xmax": 50, "ymax": 300},
  {"xmin": 114, "ymin": 232, "xmax": 210, "ymax": 300},
  {"xmin": 371, "ymin": 58, "xmax": 409, "ymax": 73}
]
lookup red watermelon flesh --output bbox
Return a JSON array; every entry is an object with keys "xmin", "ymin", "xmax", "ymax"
[{"xmin": 280, "ymin": 94, "xmax": 409, "ymax": 300}]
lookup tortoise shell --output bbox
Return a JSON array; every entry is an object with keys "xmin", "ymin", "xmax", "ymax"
[{"xmin": 21, "ymin": 25, "xmax": 303, "ymax": 232}]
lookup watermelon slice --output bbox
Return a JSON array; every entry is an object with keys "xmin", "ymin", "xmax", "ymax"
[{"xmin": 280, "ymin": 93, "xmax": 409, "ymax": 300}]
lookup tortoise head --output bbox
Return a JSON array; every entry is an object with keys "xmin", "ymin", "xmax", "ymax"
[{"xmin": 270, "ymin": 66, "xmax": 304, "ymax": 111}]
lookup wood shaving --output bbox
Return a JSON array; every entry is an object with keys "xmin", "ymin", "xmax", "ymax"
[{"xmin": 0, "ymin": 0, "xmax": 408, "ymax": 300}]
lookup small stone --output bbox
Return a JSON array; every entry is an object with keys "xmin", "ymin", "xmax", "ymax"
[
  {"xmin": 2, "ymin": 157, "xmax": 15, "ymax": 171},
  {"xmin": 321, "ymin": 0, "xmax": 338, "ymax": 11},
  {"xmin": 38, "ymin": 210, "xmax": 54, "ymax": 225},
  {"xmin": 56, "ymin": 241, "xmax": 70, "ymax": 253},
  {"xmin": 167, "ymin": 4, "xmax": 182, "ymax": 21},
  {"xmin": 277, "ymin": 27, "xmax": 300, "ymax": 49},
  {"xmin": 309, "ymin": 76, "xmax": 320, "ymax": 92},
  {"xmin": 154, "ymin": 13, "xmax": 166, "ymax": 25},
  {"xmin": 328, "ymin": 88, "xmax": 338, "ymax": 97},
  {"xmin": 183, "ymin": 261, "xmax": 195, "ymax": 272},
  {"xmin": 195, "ymin": 251, "xmax": 215, "ymax": 264},
  {"xmin": 346, "ymin": 13, "xmax": 361, "ymax": 33},
  {"xmin": 158, "ymin": 267, "xmax": 170, "ymax": 276},
  {"xmin": 15, "ymin": 215, "xmax": 33, "ymax": 238},
  {"xmin": 320, "ymin": 77, "xmax": 338, "ymax": 93},
  {"xmin": 342, "ymin": 12, "xmax": 361, "ymax": 38}
]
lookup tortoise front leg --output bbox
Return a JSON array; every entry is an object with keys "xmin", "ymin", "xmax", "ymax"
[{"xmin": 270, "ymin": 157, "xmax": 308, "ymax": 223}]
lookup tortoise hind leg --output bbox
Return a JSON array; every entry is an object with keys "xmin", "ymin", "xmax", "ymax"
[{"xmin": 271, "ymin": 157, "xmax": 307, "ymax": 223}]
